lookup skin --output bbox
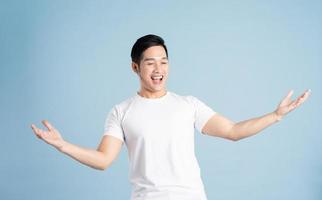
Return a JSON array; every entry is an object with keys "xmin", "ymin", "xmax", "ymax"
[
  {"xmin": 131, "ymin": 45, "xmax": 169, "ymax": 99},
  {"xmin": 31, "ymin": 45, "xmax": 312, "ymax": 170},
  {"xmin": 202, "ymin": 89, "xmax": 311, "ymax": 141}
]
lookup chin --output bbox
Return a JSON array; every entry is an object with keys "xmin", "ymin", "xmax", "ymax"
[{"xmin": 151, "ymin": 87, "xmax": 165, "ymax": 92}]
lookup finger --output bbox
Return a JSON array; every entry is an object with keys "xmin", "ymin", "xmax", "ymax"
[
  {"xmin": 299, "ymin": 91, "xmax": 308, "ymax": 99},
  {"xmin": 294, "ymin": 100, "xmax": 302, "ymax": 108},
  {"xmin": 42, "ymin": 120, "xmax": 54, "ymax": 131},
  {"xmin": 303, "ymin": 89, "xmax": 311, "ymax": 100},
  {"xmin": 31, "ymin": 124, "xmax": 42, "ymax": 138},
  {"xmin": 285, "ymin": 89, "xmax": 294, "ymax": 100},
  {"xmin": 289, "ymin": 100, "xmax": 297, "ymax": 109},
  {"xmin": 295, "ymin": 90, "xmax": 311, "ymax": 105},
  {"xmin": 288, "ymin": 89, "xmax": 311, "ymax": 109},
  {"xmin": 281, "ymin": 89, "xmax": 294, "ymax": 103},
  {"xmin": 300, "ymin": 89, "xmax": 311, "ymax": 98},
  {"xmin": 39, "ymin": 129, "xmax": 49, "ymax": 139},
  {"xmin": 31, "ymin": 124, "xmax": 39, "ymax": 134}
]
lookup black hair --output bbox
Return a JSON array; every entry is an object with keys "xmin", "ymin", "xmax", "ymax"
[{"xmin": 130, "ymin": 34, "xmax": 168, "ymax": 65}]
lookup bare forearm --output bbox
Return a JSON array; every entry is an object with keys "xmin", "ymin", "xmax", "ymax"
[
  {"xmin": 58, "ymin": 141, "xmax": 107, "ymax": 170},
  {"xmin": 230, "ymin": 111, "xmax": 281, "ymax": 141}
]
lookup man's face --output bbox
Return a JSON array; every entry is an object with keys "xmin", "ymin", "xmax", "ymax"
[{"xmin": 132, "ymin": 45, "xmax": 169, "ymax": 93}]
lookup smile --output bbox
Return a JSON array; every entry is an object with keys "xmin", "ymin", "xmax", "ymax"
[{"xmin": 151, "ymin": 75, "xmax": 163, "ymax": 81}]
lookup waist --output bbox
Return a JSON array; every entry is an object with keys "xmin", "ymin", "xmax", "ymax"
[{"xmin": 131, "ymin": 184, "xmax": 207, "ymax": 200}]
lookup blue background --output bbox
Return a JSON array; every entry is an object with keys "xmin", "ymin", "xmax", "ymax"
[{"xmin": 1, "ymin": 0, "xmax": 321, "ymax": 199}]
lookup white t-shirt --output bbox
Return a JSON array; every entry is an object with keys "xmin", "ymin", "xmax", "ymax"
[{"xmin": 103, "ymin": 91, "xmax": 217, "ymax": 200}]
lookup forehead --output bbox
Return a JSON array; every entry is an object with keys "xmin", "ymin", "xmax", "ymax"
[
  {"xmin": 142, "ymin": 46, "xmax": 167, "ymax": 59},
  {"xmin": 142, "ymin": 56, "xmax": 168, "ymax": 62}
]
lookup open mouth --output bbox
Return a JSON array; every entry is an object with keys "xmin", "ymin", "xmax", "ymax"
[
  {"xmin": 151, "ymin": 75, "xmax": 163, "ymax": 81},
  {"xmin": 151, "ymin": 75, "xmax": 164, "ymax": 84}
]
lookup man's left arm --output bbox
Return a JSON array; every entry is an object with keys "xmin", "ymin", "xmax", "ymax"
[{"xmin": 202, "ymin": 89, "xmax": 311, "ymax": 141}]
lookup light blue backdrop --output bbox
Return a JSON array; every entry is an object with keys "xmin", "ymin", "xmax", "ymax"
[{"xmin": 1, "ymin": 0, "xmax": 321, "ymax": 199}]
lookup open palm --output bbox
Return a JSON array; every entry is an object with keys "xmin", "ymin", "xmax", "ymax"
[
  {"xmin": 275, "ymin": 89, "xmax": 311, "ymax": 120},
  {"xmin": 31, "ymin": 120, "xmax": 65, "ymax": 150}
]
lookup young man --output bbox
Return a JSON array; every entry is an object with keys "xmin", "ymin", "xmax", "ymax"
[{"xmin": 31, "ymin": 34, "xmax": 311, "ymax": 200}]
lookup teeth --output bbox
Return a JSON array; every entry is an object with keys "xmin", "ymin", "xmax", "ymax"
[{"xmin": 151, "ymin": 75, "xmax": 163, "ymax": 80}]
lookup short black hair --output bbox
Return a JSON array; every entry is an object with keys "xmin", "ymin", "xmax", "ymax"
[{"xmin": 131, "ymin": 34, "xmax": 168, "ymax": 65}]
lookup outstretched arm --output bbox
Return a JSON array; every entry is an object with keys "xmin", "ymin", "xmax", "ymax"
[
  {"xmin": 202, "ymin": 89, "xmax": 311, "ymax": 141},
  {"xmin": 31, "ymin": 120, "xmax": 123, "ymax": 170}
]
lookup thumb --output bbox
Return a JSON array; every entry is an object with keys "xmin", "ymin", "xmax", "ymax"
[
  {"xmin": 285, "ymin": 89, "xmax": 294, "ymax": 99},
  {"xmin": 281, "ymin": 89, "xmax": 294, "ymax": 103}
]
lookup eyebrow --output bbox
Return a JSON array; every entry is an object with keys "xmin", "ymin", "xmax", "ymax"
[{"xmin": 143, "ymin": 57, "xmax": 168, "ymax": 62}]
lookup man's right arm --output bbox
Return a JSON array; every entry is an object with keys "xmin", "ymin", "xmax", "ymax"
[
  {"xmin": 31, "ymin": 120, "xmax": 123, "ymax": 171},
  {"xmin": 59, "ymin": 135, "xmax": 123, "ymax": 170}
]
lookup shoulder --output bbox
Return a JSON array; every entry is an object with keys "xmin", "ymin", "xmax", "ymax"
[
  {"xmin": 170, "ymin": 91, "xmax": 197, "ymax": 101},
  {"xmin": 168, "ymin": 91, "xmax": 197, "ymax": 107},
  {"xmin": 105, "ymin": 96, "xmax": 136, "ymax": 120},
  {"xmin": 172, "ymin": 93, "xmax": 211, "ymax": 111},
  {"xmin": 111, "ymin": 95, "xmax": 136, "ymax": 114}
]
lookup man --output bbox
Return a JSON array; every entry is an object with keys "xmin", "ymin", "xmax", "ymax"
[{"xmin": 31, "ymin": 34, "xmax": 311, "ymax": 200}]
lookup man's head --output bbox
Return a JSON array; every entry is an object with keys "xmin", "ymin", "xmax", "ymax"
[
  {"xmin": 131, "ymin": 34, "xmax": 168, "ymax": 65},
  {"xmin": 131, "ymin": 34, "xmax": 169, "ymax": 94}
]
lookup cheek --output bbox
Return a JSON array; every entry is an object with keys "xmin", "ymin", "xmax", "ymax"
[
  {"xmin": 164, "ymin": 68, "xmax": 169, "ymax": 76},
  {"xmin": 140, "ymin": 70, "xmax": 152, "ymax": 80},
  {"xmin": 164, "ymin": 65, "xmax": 169, "ymax": 72}
]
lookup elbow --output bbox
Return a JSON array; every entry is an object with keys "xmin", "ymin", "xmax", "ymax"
[
  {"xmin": 92, "ymin": 161, "xmax": 109, "ymax": 171},
  {"xmin": 97, "ymin": 166, "xmax": 106, "ymax": 171},
  {"xmin": 228, "ymin": 133, "xmax": 238, "ymax": 141},
  {"xmin": 230, "ymin": 136, "xmax": 239, "ymax": 142},
  {"xmin": 92, "ymin": 163, "xmax": 106, "ymax": 171},
  {"xmin": 97, "ymin": 160, "xmax": 113, "ymax": 171},
  {"xmin": 97, "ymin": 163, "xmax": 109, "ymax": 171},
  {"xmin": 228, "ymin": 126, "xmax": 239, "ymax": 142}
]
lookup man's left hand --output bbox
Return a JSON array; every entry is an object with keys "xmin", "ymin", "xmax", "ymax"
[{"xmin": 274, "ymin": 89, "xmax": 311, "ymax": 121}]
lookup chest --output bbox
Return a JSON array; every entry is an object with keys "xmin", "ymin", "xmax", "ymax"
[{"xmin": 121, "ymin": 102, "xmax": 195, "ymax": 142}]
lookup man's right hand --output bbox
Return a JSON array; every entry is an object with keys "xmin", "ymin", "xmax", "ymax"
[
  {"xmin": 31, "ymin": 120, "xmax": 66, "ymax": 151},
  {"xmin": 31, "ymin": 120, "xmax": 123, "ymax": 170}
]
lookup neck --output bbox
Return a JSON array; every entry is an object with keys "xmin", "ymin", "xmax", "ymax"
[{"xmin": 137, "ymin": 89, "xmax": 167, "ymax": 99}]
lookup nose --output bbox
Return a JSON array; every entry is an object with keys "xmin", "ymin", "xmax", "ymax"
[{"xmin": 153, "ymin": 62, "xmax": 162, "ymax": 72}]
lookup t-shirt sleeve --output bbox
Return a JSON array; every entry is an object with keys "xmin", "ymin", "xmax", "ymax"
[
  {"xmin": 189, "ymin": 96, "xmax": 217, "ymax": 133},
  {"xmin": 103, "ymin": 105, "xmax": 125, "ymax": 142}
]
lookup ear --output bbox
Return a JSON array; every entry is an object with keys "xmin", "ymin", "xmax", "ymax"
[{"xmin": 131, "ymin": 62, "xmax": 139, "ymax": 73}]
